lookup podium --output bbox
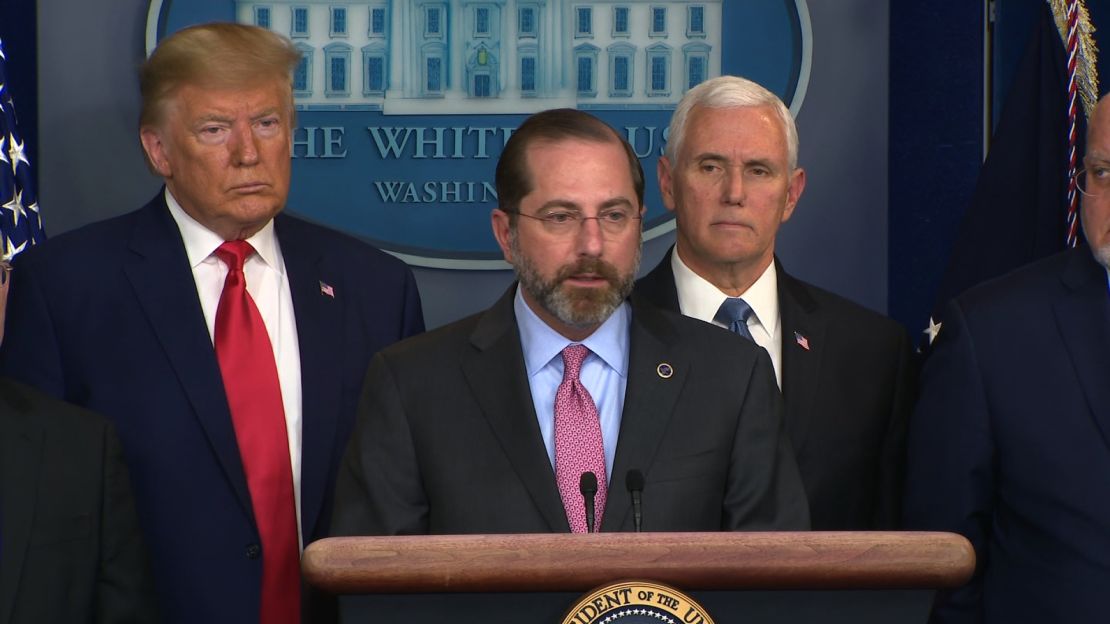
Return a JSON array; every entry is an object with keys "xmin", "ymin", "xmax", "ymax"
[{"xmin": 304, "ymin": 532, "xmax": 974, "ymax": 623}]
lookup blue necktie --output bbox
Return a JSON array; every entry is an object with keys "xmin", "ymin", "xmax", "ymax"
[{"xmin": 715, "ymin": 297, "xmax": 755, "ymax": 341}]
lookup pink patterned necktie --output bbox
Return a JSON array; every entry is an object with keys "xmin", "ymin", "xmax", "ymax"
[{"xmin": 554, "ymin": 344, "xmax": 607, "ymax": 533}]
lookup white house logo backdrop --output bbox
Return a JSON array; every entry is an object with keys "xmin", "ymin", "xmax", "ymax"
[{"xmin": 146, "ymin": 0, "xmax": 811, "ymax": 269}]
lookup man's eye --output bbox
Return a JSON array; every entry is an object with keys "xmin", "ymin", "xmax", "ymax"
[
  {"xmin": 699, "ymin": 163, "xmax": 721, "ymax": 173},
  {"xmin": 749, "ymin": 167, "xmax": 771, "ymax": 177},
  {"xmin": 601, "ymin": 211, "xmax": 629, "ymax": 223},
  {"xmin": 545, "ymin": 213, "xmax": 575, "ymax": 224},
  {"xmin": 1093, "ymin": 167, "xmax": 1110, "ymax": 179}
]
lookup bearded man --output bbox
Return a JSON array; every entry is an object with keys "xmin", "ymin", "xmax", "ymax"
[{"xmin": 330, "ymin": 108, "xmax": 808, "ymax": 539}]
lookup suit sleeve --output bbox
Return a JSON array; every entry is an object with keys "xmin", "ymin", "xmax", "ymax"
[
  {"xmin": 331, "ymin": 352, "xmax": 429, "ymax": 536},
  {"xmin": 723, "ymin": 349, "xmax": 810, "ymax": 531},
  {"xmin": 97, "ymin": 419, "xmax": 160, "ymax": 623},
  {"xmin": 875, "ymin": 329, "xmax": 916, "ymax": 529},
  {"xmin": 904, "ymin": 299, "xmax": 994, "ymax": 624},
  {"xmin": 0, "ymin": 256, "xmax": 67, "ymax": 398}
]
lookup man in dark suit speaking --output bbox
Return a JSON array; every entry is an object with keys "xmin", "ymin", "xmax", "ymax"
[
  {"xmin": 636, "ymin": 76, "xmax": 914, "ymax": 530},
  {"xmin": 904, "ymin": 94, "xmax": 1110, "ymax": 623},
  {"xmin": 331, "ymin": 109, "xmax": 808, "ymax": 538},
  {"xmin": 0, "ymin": 23, "xmax": 423, "ymax": 624}
]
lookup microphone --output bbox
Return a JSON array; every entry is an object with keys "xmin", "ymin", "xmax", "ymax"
[
  {"xmin": 579, "ymin": 472, "xmax": 598, "ymax": 533},
  {"xmin": 626, "ymin": 469, "xmax": 644, "ymax": 533}
]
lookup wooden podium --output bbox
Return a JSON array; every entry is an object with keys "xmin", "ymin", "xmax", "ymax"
[{"xmin": 304, "ymin": 532, "xmax": 974, "ymax": 623}]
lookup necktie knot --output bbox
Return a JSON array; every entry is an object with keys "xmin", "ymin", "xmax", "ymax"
[
  {"xmin": 715, "ymin": 297, "xmax": 753, "ymax": 325},
  {"xmin": 215, "ymin": 240, "xmax": 255, "ymax": 272},
  {"xmin": 715, "ymin": 297, "xmax": 755, "ymax": 340},
  {"xmin": 561, "ymin": 344, "xmax": 589, "ymax": 379}
]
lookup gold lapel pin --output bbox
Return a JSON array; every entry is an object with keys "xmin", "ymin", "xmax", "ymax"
[{"xmin": 656, "ymin": 362, "xmax": 673, "ymax": 379}]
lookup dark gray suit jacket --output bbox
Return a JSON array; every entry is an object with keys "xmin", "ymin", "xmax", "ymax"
[
  {"xmin": 0, "ymin": 378, "xmax": 157, "ymax": 624},
  {"xmin": 331, "ymin": 288, "xmax": 809, "ymax": 536},
  {"xmin": 636, "ymin": 250, "xmax": 914, "ymax": 529}
]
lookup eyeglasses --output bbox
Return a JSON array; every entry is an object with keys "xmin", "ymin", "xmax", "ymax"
[
  {"xmin": 1075, "ymin": 167, "xmax": 1110, "ymax": 197},
  {"xmin": 516, "ymin": 209, "xmax": 642, "ymax": 237}
]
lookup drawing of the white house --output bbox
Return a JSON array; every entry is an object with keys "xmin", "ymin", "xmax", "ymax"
[{"xmin": 234, "ymin": 0, "xmax": 722, "ymax": 114}]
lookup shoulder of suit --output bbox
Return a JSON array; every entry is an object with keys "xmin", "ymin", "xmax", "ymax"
[
  {"xmin": 0, "ymin": 377, "xmax": 111, "ymax": 437},
  {"xmin": 11, "ymin": 203, "xmax": 152, "ymax": 270},
  {"xmin": 275, "ymin": 212, "xmax": 411, "ymax": 270},
  {"xmin": 376, "ymin": 308, "xmax": 485, "ymax": 362},
  {"xmin": 782, "ymin": 273, "xmax": 908, "ymax": 339},
  {"xmin": 952, "ymin": 248, "xmax": 1080, "ymax": 316}
]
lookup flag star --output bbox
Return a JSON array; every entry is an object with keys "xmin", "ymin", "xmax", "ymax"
[
  {"xmin": 0, "ymin": 135, "xmax": 8, "ymax": 166},
  {"xmin": 3, "ymin": 187, "xmax": 25, "ymax": 226},
  {"xmin": 4, "ymin": 237, "xmax": 26, "ymax": 261},
  {"xmin": 26, "ymin": 200, "xmax": 39, "ymax": 214},
  {"xmin": 8, "ymin": 135, "xmax": 28, "ymax": 174},
  {"xmin": 924, "ymin": 317, "xmax": 943, "ymax": 345}
]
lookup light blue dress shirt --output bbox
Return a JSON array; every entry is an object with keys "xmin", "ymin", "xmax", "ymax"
[{"xmin": 514, "ymin": 287, "xmax": 631, "ymax": 485}]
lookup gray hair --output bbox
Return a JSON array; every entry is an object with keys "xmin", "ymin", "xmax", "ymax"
[{"xmin": 664, "ymin": 75, "xmax": 799, "ymax": 169}]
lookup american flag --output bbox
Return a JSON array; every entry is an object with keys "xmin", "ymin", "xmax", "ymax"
[{"xmin": 0, "ymin": 38, "xmax": 45, "ymax": 261}]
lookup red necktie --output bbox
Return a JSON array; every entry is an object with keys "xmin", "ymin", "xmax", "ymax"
[
  {"xmin": 214, "ymin": 240, "xmax": 300, "ymax": 623},
  {"xmin": 554, "ymin": 344, "xmax": 608, "ymax": 533}
]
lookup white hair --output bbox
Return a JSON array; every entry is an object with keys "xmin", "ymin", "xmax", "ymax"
[{"xmin": 664, "ymin": 75, "xmax": 798, "ymax": 169}]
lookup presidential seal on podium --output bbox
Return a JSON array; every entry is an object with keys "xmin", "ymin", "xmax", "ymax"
[{"xmin": 562, "ymin": 581, "xmax": 714, "ymax": 624}]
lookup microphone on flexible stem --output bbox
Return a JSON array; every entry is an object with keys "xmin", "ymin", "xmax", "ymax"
[
  {"xmin": 579, "ymin": 472, "xmax": 598, "ymax": 533},
  {"xmin": 626, "ymin": 469, "xmax": 644, "ymax": 533}
]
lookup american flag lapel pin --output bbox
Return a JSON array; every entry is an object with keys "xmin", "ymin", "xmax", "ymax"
[
  {"xmin": 319, "ymin": 281, "xmax": 335, "ymax": 298},
  {"xmin": 794, "ymin": 331, "xmax": 810, "ymax": 351}
]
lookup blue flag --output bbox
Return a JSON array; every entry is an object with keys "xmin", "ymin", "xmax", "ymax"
[
  {"xmin": 925, "ymin": 4, "xmax": 1087, "ymax": 346},
  {"xmin": 0, "ymin": 37, "xmax": 45, "ymax": 260}
]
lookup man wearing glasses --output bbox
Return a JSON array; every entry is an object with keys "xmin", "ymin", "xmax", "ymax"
[
  {"xmin": 904, "ymin": 95, "xmax": 1110, "ymax": 623},
  {"xmin": 331, "ymin": 108, "xmax": 809, "ymax": 537}
]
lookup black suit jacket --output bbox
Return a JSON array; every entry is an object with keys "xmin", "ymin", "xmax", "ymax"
[
  {"xmin": 0, "ymin": 378, "xmax": 157, "ymax": 624},
  {"xmin": 636, "ymin": 250, "xmax": 914, "ymax": 529},
  {"xmin": 0, "ymin": 193, "xmax": 424, "ymax": 623},
  {"xmin": 905, "ymin": 247, "xmax": 1110, "ymax": 624},
  {"xmin": 331, "ymin": 288, "xmax": 809, "ymax": 537}
]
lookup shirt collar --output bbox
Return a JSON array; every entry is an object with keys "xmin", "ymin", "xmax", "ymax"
[
  {"xmin": 164, "ymin": 187, "xmax": 282, "ymax": 273},
  {"xmin": 514, "ymin": 285, "xmax": 631, "ymax": 378},
  {"xmin": 672, "ymin": 250, "xmax": 779, "ymax": 335}
]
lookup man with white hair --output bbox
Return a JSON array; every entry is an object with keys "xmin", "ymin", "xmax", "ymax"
[{"xmin": 637, "ymin": 75, "xmax": 914, "ymax": 530}]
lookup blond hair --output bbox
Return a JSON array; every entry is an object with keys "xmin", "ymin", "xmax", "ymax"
[{"xmin": 139, "ymin": 22, "xmax": 301, "ymax": 128}]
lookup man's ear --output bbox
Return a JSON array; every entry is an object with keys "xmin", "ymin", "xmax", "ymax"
[
  {"xmin": 491, "ymin": 209, "xmax": 514, "ymax": 263},
  {"xmin": 781, "ymin": 167, "xmax": 806, "ymax": 223},
  {"xmin": 140, "ymin": 127, "xmax": 173, "ymax": 178},
  {"xmin": 658, "ymin": 156, "xmax": 677, "ymax": 213}
]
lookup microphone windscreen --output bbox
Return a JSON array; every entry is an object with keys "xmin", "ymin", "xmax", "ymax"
[
  {"xmin": 626, "ymin": 469, "xmax": 644, "ymax": 493},
  {"xmin": 580, "ymin": 471, "xmax": 598, "ymax": 495}
]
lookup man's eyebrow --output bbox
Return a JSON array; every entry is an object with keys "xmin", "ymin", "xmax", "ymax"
[{"xmin": 536, "ymin": 197, "xmax": 634, "ymax": 212}]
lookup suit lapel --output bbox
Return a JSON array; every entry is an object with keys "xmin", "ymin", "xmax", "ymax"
[
  {"xmin": 122, "ymin": 197, "xmax": 253, "ymax": 521},
  {"xmin": 461, "ymin": 289, "xmax": 569, "ymax": 532},
  {"xmin": 635, "ymin": 247, "xmax": 682, "ymax": 312},
  {"xmin": 275, "ymin": 216, "xmax": 342, "ymax": 540},
  {"xmin": 776, "ymin": 262, "xmax": 825, "ymax": 455},
  {"xmin": 603, "ymin": 298, "xmax": 689, "ymax": 531},
  {"xmin": 1053, "ymin": 249, "xmax": 1110, "ymax": 447},
  {"xmin": 0, "ymin": 406, "xmax": 41, "ymax": 624}
]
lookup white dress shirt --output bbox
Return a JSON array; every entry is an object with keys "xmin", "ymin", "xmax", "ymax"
[
  {"xmin": 165, "ymin": 189, "xmax": 305, "ymax": 547},
  {"xmin": 672, "ymin": 251, "xmax": 783, "ymax": 387}
]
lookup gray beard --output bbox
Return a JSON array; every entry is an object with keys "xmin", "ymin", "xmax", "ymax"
[{"xmin": 509, "ymin": 230, "xmax": 640, "ymax": 329}]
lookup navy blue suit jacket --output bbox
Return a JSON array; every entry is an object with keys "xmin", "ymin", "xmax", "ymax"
[
  {"xmin": 905, "ymin": 247, "xmax": 1110, "ymax": 623},
  {"xmin": 0, "ymin": 193, "xmax": 424, "ymax": 623}
]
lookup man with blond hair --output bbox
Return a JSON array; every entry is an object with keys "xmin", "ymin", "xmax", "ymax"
[
  {"xmin": 637, "ymin": 75, "xmax": 914, "ymax": 530},
  {"xmin": 0, "ymin": 23, "xmax": 424, "ymax": 623}
]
